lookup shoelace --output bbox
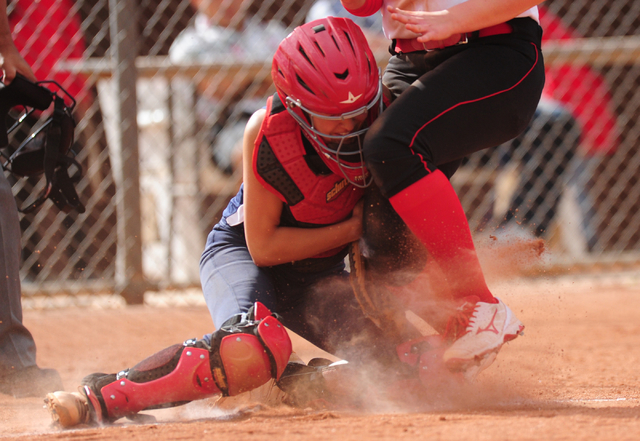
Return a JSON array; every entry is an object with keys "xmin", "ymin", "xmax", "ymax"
[{"xmin": 443, "ymin": 297, "xmax": 480, "ymax": 344}]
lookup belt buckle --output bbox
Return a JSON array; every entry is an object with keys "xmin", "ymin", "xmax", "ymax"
[{"xmin": 458, "ymin": 33, "xmax": 469, "ymax": 45}]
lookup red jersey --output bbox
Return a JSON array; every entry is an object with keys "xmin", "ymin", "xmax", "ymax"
[{"xmin": 539, "ymin": 6, "xmax": 619, "ymax": 155}]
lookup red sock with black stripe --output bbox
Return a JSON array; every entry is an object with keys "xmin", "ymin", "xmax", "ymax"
[{"xmin": 389, "ymin": 170, "xmax": 496, "ymax": 303}]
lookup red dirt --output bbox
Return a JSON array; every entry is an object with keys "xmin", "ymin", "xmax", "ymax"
[{"xmin": 2, "ymin": 272, "xmax": 640, "ymax": 440}]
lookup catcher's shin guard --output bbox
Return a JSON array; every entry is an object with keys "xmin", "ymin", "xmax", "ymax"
[{"xmin": 85, "ymin": 302, "xmax": 292, "ymax": 422}]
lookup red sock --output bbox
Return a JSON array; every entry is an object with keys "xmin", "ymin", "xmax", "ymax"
[{"xmin": 389, "ymin": 170, "xmax": 496, "ymax": 303}]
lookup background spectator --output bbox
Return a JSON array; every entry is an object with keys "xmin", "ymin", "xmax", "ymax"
[{"xmin": 490, "ymin": 5, "xmax": 620, "ymax": 253}]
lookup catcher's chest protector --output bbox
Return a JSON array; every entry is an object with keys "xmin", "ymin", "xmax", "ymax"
[{"xmin": 254, "ymin": 95, "xmax": 364, "ymax": 227}]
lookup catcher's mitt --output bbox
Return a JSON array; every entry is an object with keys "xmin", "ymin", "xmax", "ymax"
[{"xmin": 348, "ymin": 241, "xmax": 420, "ymax": 341}]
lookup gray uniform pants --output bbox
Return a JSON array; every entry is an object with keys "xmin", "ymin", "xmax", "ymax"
[{"xmin": 0, "ymin": 172, "xmax": 36, "ymax": 376}]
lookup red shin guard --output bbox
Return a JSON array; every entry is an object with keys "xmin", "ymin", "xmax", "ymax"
[
  {"xmin": 98, "ymin": 347, "xmax": 220, "ymax": 420},
  {"xmin": 89, "ymin": 302, "xmax": 292, "ymax": 422},
  {"xmin": 389, "ymin": 170, "xmax": 495, "ymax": 303}
]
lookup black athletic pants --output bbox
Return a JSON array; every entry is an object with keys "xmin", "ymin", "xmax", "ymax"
[{"xmin": 365, "ymin": 17, "xmax": 546, "ymax": 198}]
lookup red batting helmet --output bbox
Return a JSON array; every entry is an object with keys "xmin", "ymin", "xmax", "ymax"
[{"xmin": 271, "ymin": 16, "xmax": 381, "ymax": 187}]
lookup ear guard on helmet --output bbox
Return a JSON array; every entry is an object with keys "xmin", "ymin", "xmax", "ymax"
[{"xmin": 0, "ymin": 74, "xmax": 85, "ymax": 213}]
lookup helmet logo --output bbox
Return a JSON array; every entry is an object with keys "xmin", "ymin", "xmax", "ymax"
[{"xmin": 340, "ymin": 92, "xmax": 362, "ymax": 104}]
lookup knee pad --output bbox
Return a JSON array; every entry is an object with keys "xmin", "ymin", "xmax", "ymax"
[
  {"xmin": 88, "ymin": 302, "xmax": 291, "ymax": 421},
  {"xmin": 209, "ymin": 302, "xmax": 292, "ymax": 396}
]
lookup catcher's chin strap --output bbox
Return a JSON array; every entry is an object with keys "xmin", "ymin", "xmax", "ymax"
[
  {"xmin": 17, "ymin": 95, "xmax": 85, "ymax": 214},
  {"xmin": 83, "ymin": 302, "xmax": 292, "ymax": 422}
]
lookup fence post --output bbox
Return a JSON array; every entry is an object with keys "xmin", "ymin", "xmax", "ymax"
[{"xmin": 109, "ymin": 0, "xmax": 146, "ymax": 304}]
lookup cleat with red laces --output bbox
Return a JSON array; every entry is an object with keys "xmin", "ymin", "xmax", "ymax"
[{"xmin": 442, "ymin": 296, "xmax": 524, "ymax": 376}]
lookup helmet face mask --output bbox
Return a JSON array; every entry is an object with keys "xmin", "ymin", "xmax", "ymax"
[
  {"xmin": 0, "ymin": 74, "xmax": 85, "ymax": 213},
  {"xmin": 272, "ymin": 17, "xmax": 382, "ymax": 188},
  {"xmin": 284, "ymin": 80, "xmax": 382, "ymax": 187}
]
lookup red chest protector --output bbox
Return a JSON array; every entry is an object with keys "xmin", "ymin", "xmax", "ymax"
[{"xmin": 253, "ymin": 95, "xmax": 363, "ymax": 227}]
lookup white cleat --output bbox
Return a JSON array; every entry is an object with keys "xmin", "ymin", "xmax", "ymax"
[
  {"xmin": 44, "ymin": 391, "xmax": 92, "ymax": 428},
  {"xmin": 443, "ymin": 297, "xmax": 524, "ymax": 375}
]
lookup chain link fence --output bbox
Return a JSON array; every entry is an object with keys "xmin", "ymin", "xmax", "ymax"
[{"xmin": 5, "ymin": 0, "xmax": 640, "ymax": 304}]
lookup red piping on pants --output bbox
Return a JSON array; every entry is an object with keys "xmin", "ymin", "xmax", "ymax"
[{"xmin": 408, "ymin": 42, "xmax": 541, "ymax": 172}]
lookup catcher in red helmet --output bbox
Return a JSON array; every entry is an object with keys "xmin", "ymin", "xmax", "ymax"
[
  {"xmin": 271, "ymin": 17, "xmax": 382, "ymax": 187},
  {"xmin": 45, "ymin": 17, "xmax": 413, "ymax": 428}
]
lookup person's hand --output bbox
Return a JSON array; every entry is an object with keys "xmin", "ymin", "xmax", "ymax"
[
  {"xmin": 0, "ymin": 40, "xmax": 36, "ymax": 84},
  {"xmin": 388, "ymin": 6, "xmax": 460, "ymax": 43}
]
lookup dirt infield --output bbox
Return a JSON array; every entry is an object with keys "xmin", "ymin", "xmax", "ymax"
[{"xmin": 2, "ymin": 274, "xmax": 640, "ymax": 440}]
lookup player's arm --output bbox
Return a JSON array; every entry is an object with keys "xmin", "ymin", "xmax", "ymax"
[
  {"xmin": 242, "ymin": 109, "xmax": 363, "ymax": 267},
  {"xmin": 0, "ymin": 0, "xmax": 35, "ymax": 83},
  {"xmin": 389, "ymin": 0, "xmax": 542, "ymax": 43}
]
